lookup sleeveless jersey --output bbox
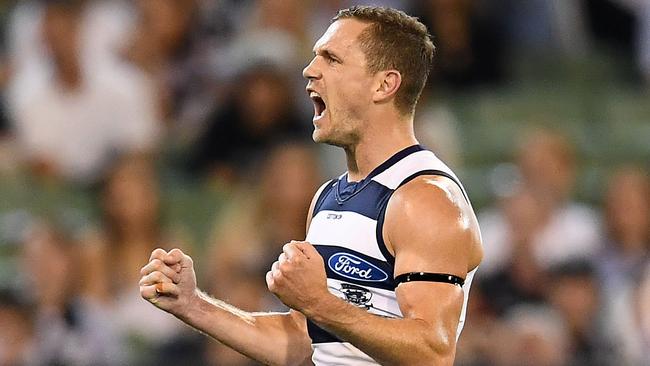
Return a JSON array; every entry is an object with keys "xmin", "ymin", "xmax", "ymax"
[{"xmin": 305, "ymin": 144, "xmax": 478, "ymax": 365}]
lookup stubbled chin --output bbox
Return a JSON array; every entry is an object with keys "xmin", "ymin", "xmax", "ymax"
[
  {"xmin": 312, "ymin": 113, "xmax": 336, "ymax": 143},
  {"xmin": 312, "ymin": 127, "xmax": 325, "ymax": 143},
  {"xmin": 313, "ymin": 126, "xmax": 345, "ymax": 147}
]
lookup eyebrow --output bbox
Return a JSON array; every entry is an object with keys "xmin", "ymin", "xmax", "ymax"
[{"xmin": 314, "ymin": 47, "xmax": 342, "ymax": 62}]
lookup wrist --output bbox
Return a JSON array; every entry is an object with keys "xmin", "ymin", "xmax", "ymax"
[
  {"xmin": 176, "ymin": 288, "xmax": 204, "ymax": 322},
  {"xmin": 302, "ymin": 291, "xmax": 342, "ymax": 323}
]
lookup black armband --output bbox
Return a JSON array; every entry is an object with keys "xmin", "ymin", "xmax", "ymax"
[{"xmin": 394, "ymin": 272, "xmax": 465, "ymax": 287}]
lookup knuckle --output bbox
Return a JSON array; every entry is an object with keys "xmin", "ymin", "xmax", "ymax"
[
  {"xmin": 279, "ymin": 262, "xmax": 291, "ymax": 272},
  {"xmin": 153, "ymin": 271, "xmax": 164, "ymax": 281},
  {"xmin": 272, "ymin": 269, "xmax": 282, "ymax": 279}
]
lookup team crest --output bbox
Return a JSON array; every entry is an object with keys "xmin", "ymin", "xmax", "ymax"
[{"xmin": 339, "ymin": 283, "xmax": 373, "ymax": 309}]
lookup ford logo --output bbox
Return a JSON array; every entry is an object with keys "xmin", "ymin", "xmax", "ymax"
[{"xmin": 328, "ymin": 252, "xmax": 388, "ymax": 282}]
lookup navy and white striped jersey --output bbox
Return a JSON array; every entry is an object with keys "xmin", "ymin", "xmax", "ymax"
[{"xmin": 305, "ymin": 144, "xmax": 478, "ymax": 365}]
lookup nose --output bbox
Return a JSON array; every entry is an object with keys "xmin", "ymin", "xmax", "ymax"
[{"xmin": 302, "ymin": 57, "xmax": 321, "ymax": 80}]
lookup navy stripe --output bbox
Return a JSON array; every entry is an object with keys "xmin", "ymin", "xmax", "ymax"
[
  {"xmin": 366, "ymin": 144, "xmax": 424, "ymax": 181},
  {"xmin": 398, "ymin": 169, "xmax": 469, "ymax": 202},
  {"xmin": 334, "ymin": 144, "xmax": 423, "ymax": 204},
  {"xmin": 316, "ymin": 180, "xmax": 392, "ymax": 220},
  {"xmin": 307, "ymin": 320, "xmax": 341, "ymax": 344},
  {"xmin": 375, "ymin": 193, "xmax": 395, "ymax": 268},
  {"xmin": 314, "ymin": 244, "xmax": 396, "ymax": 291}
]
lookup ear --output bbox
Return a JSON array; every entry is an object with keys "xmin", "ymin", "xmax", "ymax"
[{"xmin": 372, "ymin": 70, "xmax": 402, "ymax": 104}]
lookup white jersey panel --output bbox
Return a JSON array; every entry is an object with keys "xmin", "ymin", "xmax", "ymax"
[
  {"xmin": 311, "ymin": 343, "xmax": 379, "ymax": 366},
  {"xmin": 372, "ymin": 149, "xmax": 465, "ymax": 191},
  {"xmin": 307, "ymin": 210, "xmax": 386, "ymax": 261},
  {"xmin": 456, "ymin": 268, "xmax": 477, "ymax": 339}
]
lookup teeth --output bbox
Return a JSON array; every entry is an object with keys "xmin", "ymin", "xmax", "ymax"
[{"xmin": 310, "ymin": 91, "xmax": 321, "ymax": 99}]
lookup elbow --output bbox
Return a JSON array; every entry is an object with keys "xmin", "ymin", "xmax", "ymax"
[
  {"xmin": 420, "ymin": 329, "xmax": 456, "ymax": 366},
  {"xmin": 407, "ymin": 344, "xmax": 454, "ymax": 366},
  {"xmin": 431, "ymin": 351, "xmax": 456, "ymax": 366},
  {"xmin": 394, "ymin": 344, "xmax": 455, "ymax": 366}
]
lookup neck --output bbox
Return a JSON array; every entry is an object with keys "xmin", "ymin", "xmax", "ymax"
[{"xmin": 344, "ymin": 112, "xmax": 417, "ymax": 182}]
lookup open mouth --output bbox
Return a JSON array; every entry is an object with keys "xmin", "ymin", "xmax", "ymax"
[{"xmin": 310, "ymin": 92, "xmax": 327, "ymax": 119}]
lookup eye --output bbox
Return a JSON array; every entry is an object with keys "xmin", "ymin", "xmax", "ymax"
[
  {"xmin": 326, "ymin": 56, "xmax": 336, "ymax": 64},
  {"xmin": 322, "ymin": 52, "xmax": 340, "ymax": 64}
]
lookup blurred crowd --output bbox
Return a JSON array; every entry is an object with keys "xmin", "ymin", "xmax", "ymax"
[{"xmin": 0, "ymin": 0, "xmax": 647, "ymax": 365}]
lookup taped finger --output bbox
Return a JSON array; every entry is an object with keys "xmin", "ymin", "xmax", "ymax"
[{"xmin": 154, "ymin": 282, "xmax": 180, "ymax": 297}]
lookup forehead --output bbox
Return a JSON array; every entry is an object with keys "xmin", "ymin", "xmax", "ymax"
[{"xmin": 313, "ymin": 18, "xmax": 369, "ymax": 54}]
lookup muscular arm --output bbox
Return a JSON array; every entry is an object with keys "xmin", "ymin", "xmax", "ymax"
[
  {"xmin": 273, "ymin": 176, "xmax": 482, "ymax": 365},
  {"xmin": 139, "ymin": 183, "xmax": 331, "ymax": 366}
]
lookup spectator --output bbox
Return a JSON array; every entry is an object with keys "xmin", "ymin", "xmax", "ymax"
[
  {"xmin": 480, "ymin": 127, "xmax": 602, "ymax": 274},
  {"xmin": 546, "ymin": 260, "xmax": 619, "ymax": 365},
  {"xmin": 20, "ymin": 219, "xmax": 121, "ymax": 365},
  {"xmin": 126, "ymin": 0, "xmax": 219, "ymax": 140},
  {"xmin": 479, "ymin": 188, "xmax": 551, "ymax": 315},
  {"xmin": 189, "ymin": 64, "xmax": 310, "ymax": 184},
  {"xmin": 7, "ymin": 0, "xmax": 159, "ymax": 185},
  {"xmin": 411, "ymin": 0, "xmax": 507, "ymax": 89},
  {"xmin": 224, "ymin": 0, "xmax": 311, "ymax": 75},
  {"xmin": 596, "ymin": 166, "xmax": 650, "ymax": 293}
]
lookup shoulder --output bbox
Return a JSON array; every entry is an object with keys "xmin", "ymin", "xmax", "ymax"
[
  {"xmin": 384, "ymin": 175, "xmax": 482, "ymax": 273},
  {"xmin": 388, "ymin": 175, "xmax": 472, "ymax": 227}
]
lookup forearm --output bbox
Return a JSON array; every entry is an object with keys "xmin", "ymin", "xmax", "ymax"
[
  {"xmin": 178, "ymin": 290, "xmax": 312, "ymax": 366},
  {"xmin": 304, "ymin": 295, "xmax": 456, "ymax": 366}
]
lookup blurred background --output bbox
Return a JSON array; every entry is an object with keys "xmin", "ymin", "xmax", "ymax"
[{"xmin": 0, "ymin": 0, "xmax": 647, "ymax": 365}]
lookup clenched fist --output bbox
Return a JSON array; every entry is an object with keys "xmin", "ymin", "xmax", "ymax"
[
  {"xmin": 140, "ymin": 248, "xmax": 199, "ymax": 318},
  {"xmin": 266, "ymin": 241, "xmax": 331, "ymax": 313}
]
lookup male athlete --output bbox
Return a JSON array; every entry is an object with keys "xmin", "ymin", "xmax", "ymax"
[{"xmin": 140, "ymin": 6, "xmax": 482, "ymax": 365}]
